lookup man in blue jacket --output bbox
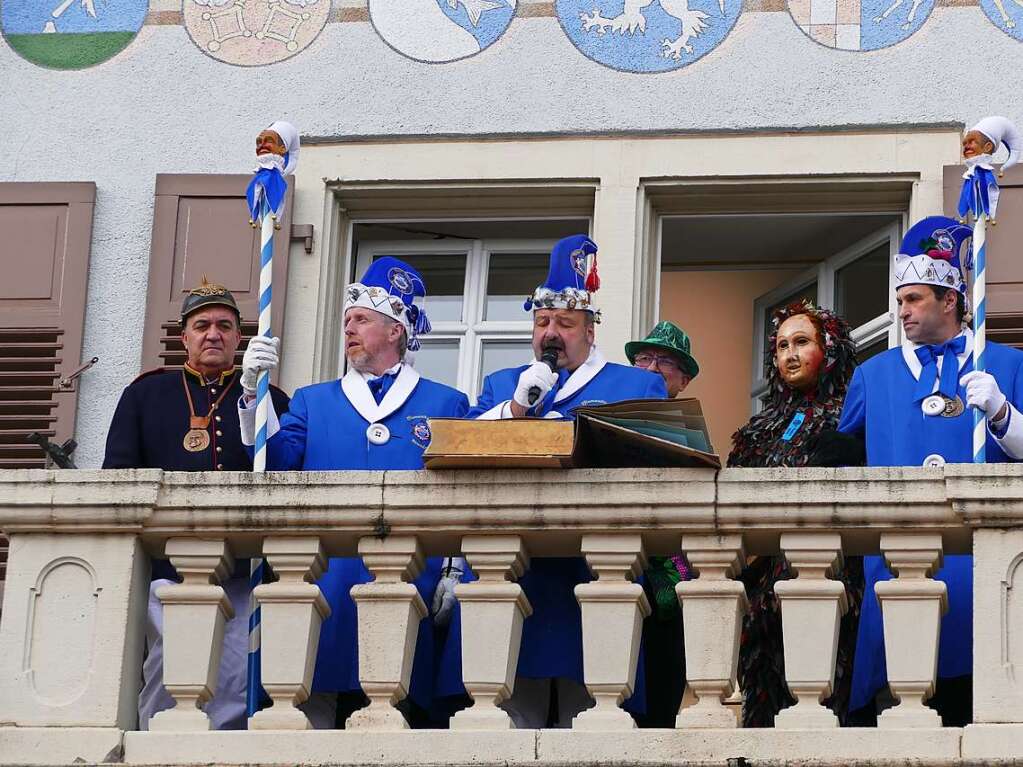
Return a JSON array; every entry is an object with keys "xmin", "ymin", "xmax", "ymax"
[
  {"xmin": 839, "ymin": 216, "xmax": 1023, "ymax": 726},
  {"xmin": 446, "ymin": 235, "xmax": 666, "ymax": 727},
  {"xmin": 239, "ymin": 257, "xmax": 469, "ymax": 726}
]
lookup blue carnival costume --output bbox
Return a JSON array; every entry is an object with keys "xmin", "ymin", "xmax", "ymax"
[
  {"xmin": 448, "ymin": 235, "xmax": 666, "ymax": 723},
  {"xmin": 839, "ymin": 217, "xmax": 1023, "ymax": 714},
  {"xmin": 240, "ymin": 258, "xmax": 468, "ymax": 715}
]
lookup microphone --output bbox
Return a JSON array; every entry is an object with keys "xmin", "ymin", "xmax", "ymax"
[{"xmin": 527, "ymin": 347, "xmax": 560, "ymax": 406}]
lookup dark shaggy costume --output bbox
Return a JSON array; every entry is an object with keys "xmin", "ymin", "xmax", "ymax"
[{"xmin": 726, "ymin": 302, "xmax": 864, "ymax": 728}]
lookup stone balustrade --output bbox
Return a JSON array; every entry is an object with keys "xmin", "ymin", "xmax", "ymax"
[{"xmin": 0, "ymin": 466, "xmax": 1022, "ymax": 765}]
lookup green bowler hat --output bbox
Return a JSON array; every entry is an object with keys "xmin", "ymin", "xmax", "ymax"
[{"xmin": 625, "ymin": 320, "xmax": 699, "ymax": 378}]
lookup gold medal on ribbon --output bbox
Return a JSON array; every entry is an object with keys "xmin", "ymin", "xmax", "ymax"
[
  {"xmin": 941, "ymin": 395, "xmax": 965, "ymax": 418},
  {"xmin": 184, "ymin": 415, "xmax": 211, "ymax": 452},
  {"xmin": 184, "ymin": 428, "xmax": 211, "ymax": 452}
]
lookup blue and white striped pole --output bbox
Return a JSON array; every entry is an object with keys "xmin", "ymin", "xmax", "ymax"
[
  {"xmin": 247, "ymin": 196, "xmax": 274, "ymax": 717},
  {"xmin": 972, "ymin": 208, "xmax": 988, "ymax": 464}
]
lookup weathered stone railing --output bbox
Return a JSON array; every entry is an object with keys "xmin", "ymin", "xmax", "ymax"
[{"xmin": 1, "ymin": 466, "xmax": 1022, "ymax": 765}]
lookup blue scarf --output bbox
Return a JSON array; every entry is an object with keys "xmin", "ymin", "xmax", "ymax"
[
  {"xmin": 367, "ymin": 371, "xmax": 399, "ymax": 405},
  {"xmin": 245, "ymin": 166, "xmax": 288, "ymax": 221},
  {"xmin": 913, "ymin": 335, "xmax": 966, "ymax": 403},
  {"xmin": 958, "ymin": 165, "xmax": 998, "ymax": 220}
]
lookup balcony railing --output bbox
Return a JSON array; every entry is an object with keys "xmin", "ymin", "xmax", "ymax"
[{"xmin": 0, "ymin": 466, "xmax": 1022, "ymax": 765}]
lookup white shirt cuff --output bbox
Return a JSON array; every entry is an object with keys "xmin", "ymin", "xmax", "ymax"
[
  {"xmin": 475, "ymin": 400, "xmax": 514, "ymax": 420},
  {"xmin": 990, "ymin": 403, "xmax": 1023, "ymax": 460},
  {"xmin": 237, "ymin": 395, "xmax": 281, "ymax": 446}
]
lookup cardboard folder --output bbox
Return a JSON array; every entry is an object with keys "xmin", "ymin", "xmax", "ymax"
[{"xmin": 423, "ymin": 398, "xmax": 720, "ymax": 469}]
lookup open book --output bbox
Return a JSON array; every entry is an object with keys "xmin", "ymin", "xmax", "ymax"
[{"xmin": 423, "ymin": 398, "xmax": 720, "ymax": 469}]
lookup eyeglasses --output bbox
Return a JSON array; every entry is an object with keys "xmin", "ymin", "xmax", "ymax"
[{"xmin": 633, "ymin": 352, "xmax": 682, "ymax": 373}]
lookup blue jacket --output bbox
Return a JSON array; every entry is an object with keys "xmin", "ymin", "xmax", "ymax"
[{"xmin": 839, "ymin": 333, "xmax": 1023, "ymax": 710}]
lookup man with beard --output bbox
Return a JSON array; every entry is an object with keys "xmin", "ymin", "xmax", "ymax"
[
  {"xmin": 239, "ymin": 257, "xmax": 468, "ymax": 727},
  {"xmin": 435, "ymin": 235, "xmax": 666, "ymax": 728}
]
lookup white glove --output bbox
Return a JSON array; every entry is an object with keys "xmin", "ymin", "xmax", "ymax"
[
  {"xmin": 431, "ymin": 558, "xmax": 465, "ymax": 628},
  {"xmin": 961, "ymin": 370, "xmax": 1008, "ymax": 420},
  {"xmin": 512, "ymin": 361, "xmax": 558, "ymax": 409},
  {"xmin": 241, "ymin": 335, "xmax": 280, "ymax": 395}
]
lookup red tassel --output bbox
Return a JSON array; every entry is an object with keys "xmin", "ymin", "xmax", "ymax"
[{"xmin": 585, "ymin": 254, "xmax": 600, "ymax": 293}]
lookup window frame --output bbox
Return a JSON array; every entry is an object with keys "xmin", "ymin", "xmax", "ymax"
[
  {"xmin": 352, "ymin": 231, "xmax": 565, "ymax": 399},
  {"xmin": 750, "ymin": 221, "xmax": 901, "ymax": 410}
]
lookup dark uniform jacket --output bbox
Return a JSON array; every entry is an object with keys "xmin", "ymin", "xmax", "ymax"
[{"xmin": 103, "ymin": 365, "xmax": 290, "ymax": 471}]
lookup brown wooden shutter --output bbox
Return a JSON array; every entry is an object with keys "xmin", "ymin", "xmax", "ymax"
[
  {"xmin": 0, "ymin": 182, "xmax": 95, "ymax": 468},
  {"xmin": 944, "ymin": 164, "xmax": 1023, "ymax": 348},
  {"xmin": 142, "ymin": 174, "xmax": 294, "ymax": 378}
]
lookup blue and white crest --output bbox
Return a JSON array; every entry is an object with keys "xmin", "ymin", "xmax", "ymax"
[
  {"xmin": 388, "ymin": 267, "xmax": 415, "ymax": 295},
  {"xmin": 369, "ymin": 0, "xmax": 516, "ymax": 64},
  {"xmin": 979, "ymin": 0, "xmax": 1023, "ymax": 42},
  {"xmin": 786, "ymin": 0, "xmax": 934, "ymax": 50},
  {"xmin": 408, "ymin": 416, "xmax": 433, "ymax": 449},
  {"xmin": 556, "ymin": 0, "xmax": 742, "ymax": 73},
  {"xmin": 1, "ymin": 0, "xmax": 148, "ymax": 69}
]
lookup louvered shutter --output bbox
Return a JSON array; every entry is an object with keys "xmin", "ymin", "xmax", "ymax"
[
  {"xmin": 0, "ymin": 182, "xmax": 95, "ymax": 467},
  {"xmin": 142, "ymin": 174, "xmax": 294, "ymax": 379},
  {"xmin": 944, "ymin": 164, "xmax": 1023, "ymax": 348}
]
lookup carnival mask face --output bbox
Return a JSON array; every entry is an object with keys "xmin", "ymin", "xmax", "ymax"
[
  {"xmin": 532, "ymin": 309, "xmax": 594, "ymax": 373},
  {"xmin": 963, "ymin": 130, "xmax": 995, "ymax": 160},
  {"xmin": 774, "ymin": 314, "xmax": 824, "ymax": 393},
  {"xmin": 256, "ymin": 130, "xmax": 287, "ymax": 157},
  {"xmin": 181, "ymin": 306, "xmax": 241, "ymax": 377}
]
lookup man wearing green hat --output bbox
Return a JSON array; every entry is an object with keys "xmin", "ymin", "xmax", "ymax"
[{"xmin": 625, "ymin": 321, "xmax": 699, "ymax": 398}]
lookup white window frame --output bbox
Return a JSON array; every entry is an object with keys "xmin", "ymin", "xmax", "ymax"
[
  {"xmin": 750, "ymin": 221, "xmax": 901, "ymax": 410},
  {"xmin": 352, "ymin": 234, "xmax": 561, "ymax": 400}
]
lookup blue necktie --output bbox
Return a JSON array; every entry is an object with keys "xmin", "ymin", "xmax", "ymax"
[
  {"xmin": 540, "ymin": 369, "xmax": 571, "ymax": 413},
  {"xmin": 913, "ymin": 336, "xmax": 966, "ymax": 402},
  {"xmin": 367, "ymin": 372, "xmax": 398, "ymax": 405}
]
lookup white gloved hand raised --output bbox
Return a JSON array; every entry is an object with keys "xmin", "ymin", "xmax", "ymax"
[
  {"xmin": 431, "ymin": 558, "xmax": 465, "ymax": 628},
  {"xmin": 241, "ymin": 335, "xmax": 280, "ymax": 395},
  {"xmin": 512, "ymin": 360, "xmax": 559, "ymax": 409},
  {"xmin": 961, "ymin": 370, "xmax": 1008, "ymax": 421}
]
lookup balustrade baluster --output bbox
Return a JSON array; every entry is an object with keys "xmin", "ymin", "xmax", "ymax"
[
  {"xmin": 451, "ymin": 535, "xmax": 532, "ymax": 730},
  {"xmin": 675, "ymin": 534, "xmax": 747, "ymax": 729},
  {"xmin": 348, "ymin": 535, "xmax": 426, "ymax": 730},
  {"xmin": 149, "ymin": 538, "xmax": 234, "ymax": 732},
  {"xmin": 249, "ymin": 536, "xmax": 329, "ymax": 730},
  {"xmin": 573, "ymin": 533, "xmax": 650, "ymax": 729},
  {"xmin": 774, "ymin": 532, "xmax": 848, "ymax": 729}
]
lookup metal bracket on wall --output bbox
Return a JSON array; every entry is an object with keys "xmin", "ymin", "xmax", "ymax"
[{"xmin": 291, "ymin": 223, "xmax": 314, "ymax": 254}]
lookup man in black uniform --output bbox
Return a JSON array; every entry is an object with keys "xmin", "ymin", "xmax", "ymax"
[
  {"xmin": 104, "ymin": 278, "xmax": 290, "ymax": 730},
  {"xmin": 104, "ymin": 277, "xmax": 289, "ymax": 471}
]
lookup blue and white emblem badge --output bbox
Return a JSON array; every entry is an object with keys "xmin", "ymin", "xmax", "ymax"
[
  {"xmin": 183, "ymin": 0, "xmax": 328, "ymax": 65},
  {"xmin": 408, "ymin": 416, "xmax": 433, "ymax": 449},
  {"xmin": 786, "ymin": 0, "xmax": 933, "ymax": 50},
  {"xmin": 370, "ymin": 0, "xmax": 517, "ymax": 63},
  {"xmin": 0, "ymin": 0, "xmax": 147, "ymax": 69},
  {"xmin": 556, "ymin": 0, "xmax": 742, "ymax": 73},
  {"xmin": 979, "ymin": 0, "xmax": 1023, "ymax": 41}
]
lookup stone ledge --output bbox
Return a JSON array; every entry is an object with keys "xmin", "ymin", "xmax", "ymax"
[
  {"xmin": 122, "ymin": 730, "xmax": 538, "ymax": 766},
  {"xmin": 536, "ymin": 728, "xmax": 963, "ymax": 764},
  {"xmin": 962, "ymin": 723, "xmax": 1023, "ymax": 760},
  {"xmin": 0, "ymin": 727, "xmax": 123, "ymax": 766}
]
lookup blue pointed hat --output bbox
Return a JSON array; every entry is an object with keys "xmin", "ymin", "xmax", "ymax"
[
  {"xmin": 344, "ymin": 257, "xmax": 432, "ymax": 351},
  {"xmin": 523, "ymin": 234, "xmax": 601, "ymax": 320},
  {"xmin": 893, "ymin": 216, "xmax": 973, "ymax": 295}
]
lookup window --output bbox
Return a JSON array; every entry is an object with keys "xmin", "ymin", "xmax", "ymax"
[
  {"xmin": 351, "ymin": 219, "xmax": 589, "ymax": 400},
  {"xmin": 751, "ymin": 222, "xmax": 899, "ymax": 409}
]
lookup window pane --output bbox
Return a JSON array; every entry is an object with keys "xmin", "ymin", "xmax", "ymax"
[
  {"xmin": 835, "ymin": 243, "xmax": 890, "ymax": 329},
  {"xmin": 480, "ymin": 340, "xmax": 534, "ymax": 380},
  {"xmin": 855, "ymin": 338, "xmax": 888, "ymax": 364},
  {"xmin": 763, "ymin": 283, "xmax": 818, "ymax": 375},
  {"xmin": 412, "ymin": 340, "xmax": 460, "ymax": 388},
  {"xmin": 484, "ymin": 253, "xmax": 549, "ymax": 321},
  {"xmin": 373, "ymin": 253, "xmax": 466, "ymax": 323}
]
